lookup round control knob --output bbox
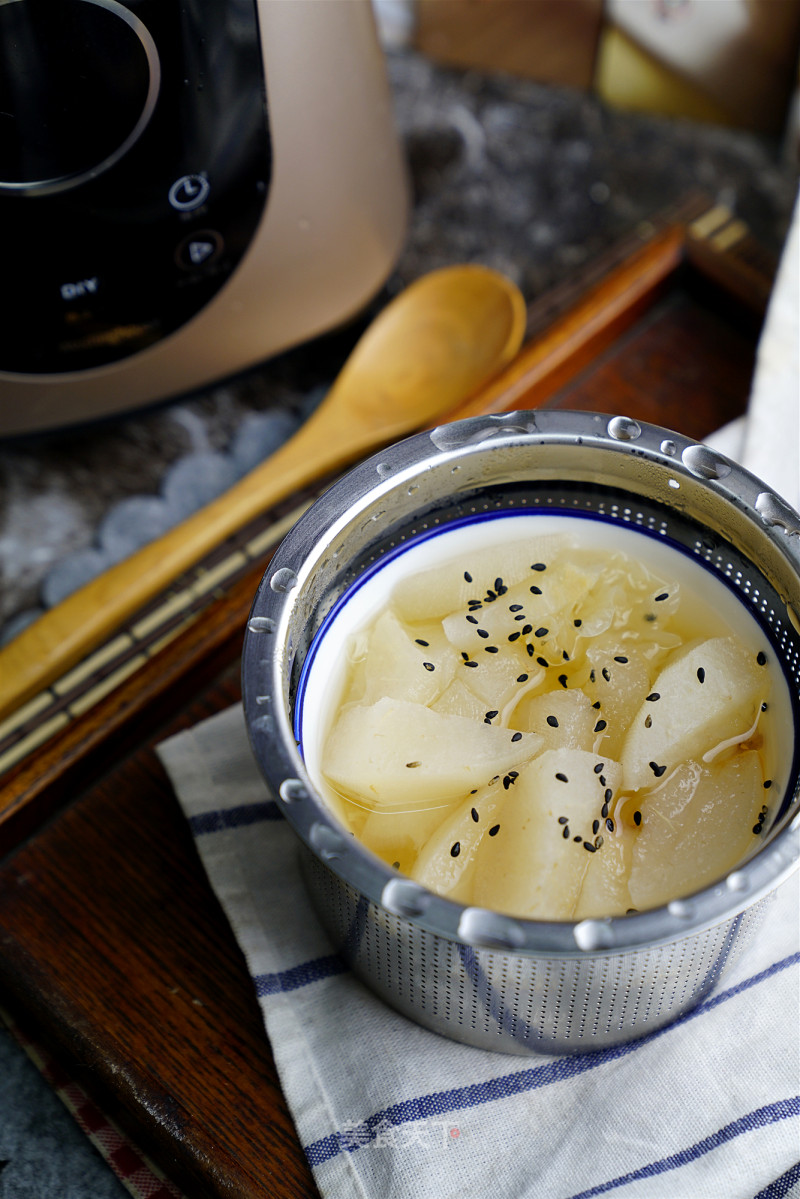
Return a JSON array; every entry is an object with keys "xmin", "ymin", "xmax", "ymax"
[{"xmin": 0, "ymin": 0, "xmax": 160, "ymax": 195}]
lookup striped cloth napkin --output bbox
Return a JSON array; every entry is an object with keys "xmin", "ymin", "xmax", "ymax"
[{"xmin": 156, "ymin": 705, "xmax": 799, "ymax": 1199}]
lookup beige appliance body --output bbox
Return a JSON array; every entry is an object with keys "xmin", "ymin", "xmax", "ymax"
[{"xmin": 0, "ymin": 0, "xmax": 408, "ymax": 435}]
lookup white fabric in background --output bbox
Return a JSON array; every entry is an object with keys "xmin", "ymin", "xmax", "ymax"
[{"xmin": 157, "ymin": 709, "xmax": 799, "ymax": 1199}]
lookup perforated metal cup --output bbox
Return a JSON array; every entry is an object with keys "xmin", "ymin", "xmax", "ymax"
[{"xmin": 242, "ymin": 410, "xmax": 800, "ymax": 1055}]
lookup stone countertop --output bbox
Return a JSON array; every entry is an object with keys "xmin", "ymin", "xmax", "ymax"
[{"xmin": 0, "ymin": 46, "xmax": 799, "ymax": 1198}]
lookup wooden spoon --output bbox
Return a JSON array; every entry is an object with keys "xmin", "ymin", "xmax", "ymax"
[{"xmin": 0, "ymin": 265, "xmax": 526, "ymax": 720}]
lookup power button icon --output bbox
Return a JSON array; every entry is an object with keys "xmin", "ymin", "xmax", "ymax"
[{"xmin": 168, "ymin": 173, "xmax": 210, "ymax": 211}]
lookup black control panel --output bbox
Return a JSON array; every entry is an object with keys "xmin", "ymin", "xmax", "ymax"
[{"xmin": 0, "ymin": 0, "xmax": 271, "ymax": 373}]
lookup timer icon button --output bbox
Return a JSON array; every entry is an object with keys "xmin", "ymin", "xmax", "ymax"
[{"xmin": 169, "ymin": 173, "xmax": 210, "ymax": 211}]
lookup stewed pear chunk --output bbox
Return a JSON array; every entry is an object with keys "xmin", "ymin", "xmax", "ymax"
[
  {"xmin": 323, "ymin": 697, "xmax": 542, "ymax": 809},
  {"xmin": 628, "ymin": 751, "xmax": 764, "ymax": 910},
  {"xmin": 471, "ymin": 750, "xmax": 623, "ymax": 920},
  {"xmin": 621, "ymin": 637, "xmax": 768, "ymax": 792},
  {"xmin": 349, "ymin": 610, "xmax": 456, "ymax": 706},
  {"xmin": 410, "ymin": 775, "xmax": 510, "ymax": 902}
]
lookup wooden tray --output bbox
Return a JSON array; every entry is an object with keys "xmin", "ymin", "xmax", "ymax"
[{"xmin": 0, "ymin": 196, "xmax": 776, "ymax": 1199}]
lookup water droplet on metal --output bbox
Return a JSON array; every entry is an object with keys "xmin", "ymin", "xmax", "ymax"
[
  {"xmin": 668, "ymin": 478, "xmax": 680, "ymax": 490},
  {"xmin": 755, "ymin": 491, "xmax": 800, "ymax": 535},
  {"xmin": 607, "ymin": 416, "xmax": 641, "ymax": 442},
  {"xmin": 726, "ymin": 871, "xmax": 749, "ymax": 893},
  {"xmin": 309, "ymin": 821, "xmax": 347, "ymax": 860},
  {"xmin": 667, "ymin": 898, "xmax": 695, "ymax": 919},
  {"xmin": 660, "ymin": 439, "xmax": 677, "ymax": 456},
  {"xmin": 270, "ymin": 567, "xmax": 298, "ymax": 593},
  {"xmin": 250, "ymin": 714, "xmax": 274, "ymax": 734},
  {"xmin": 254, "ymin": 694, "xmax": 271, "ymax": 707},
  {"xmin": 573, "ymin": 919, "xmax": 614, "ymax": 950},
  {"xmin": 458, "ymin": 908, "xmax": 526, "ymax": 949},
  {"xmin": 376, "ymin": 462, "xmax": 393, "ymax": 478},
  {"xmin": 407, "ymin": 484, "xmax": 420, "ymax": 496},
  {"xmin": 279, "ymin": 778, "xmax": 306, "ymax": 804},
  {"xmin": 248, "ymin": 616, "xmax": 275, "ymax": 634},
  {"xmin": 681, "ymin": 444, "xmax": 732, "ymax": 480},
  {"xmin": 381, "ymin": 878, "xmax": 431, "ymax": 918}
]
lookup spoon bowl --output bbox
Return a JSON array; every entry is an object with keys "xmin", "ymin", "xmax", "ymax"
[{"xmin": 0, "ymin": 265, "xmax": 526, "ymax": 719}]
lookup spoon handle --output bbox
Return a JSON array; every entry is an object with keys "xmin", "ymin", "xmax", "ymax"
[{"xmin": 0, "ymin": 405, "xmax": 374, "ymax": 721}]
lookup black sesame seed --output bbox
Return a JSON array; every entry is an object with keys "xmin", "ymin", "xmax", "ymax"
[
  {"xmin": 757, "ymin": 651, "xmax": 767, "ymax": 666},
  {"xmin": 465, "ymin": 660, "xmax": 478, "ymax": 668},
  {"xmin": 606, "ymin": 818, "xmax": 615, "ymax": 832},
  {"xmin": 558, "ymin": 816, "xmax": 568, "ymax": 824},
  {"xmin": 468, "ymin": 600, "xmax": 483, "ymax": 611},
  {"xmin": 558, "ymin": 674, "xmax": 568, "ymax": 688},
  {"xmin": 633, "ymin": 810, "xmax": 642, "ymax": 826},
  {"xmin": 522, "ymin": 624, "xmax": 533, "ymax": 636},
  {"xmin": 614, "ymin": 656, "xmax": 628, "ymax": 664},
  {"xmin": 562, "ymin": 826, "xmax": 570, "ymax": 839},
  {"xmin": 527, "ymin": 644, "xmax": 535, "ymax": 657},
  {"xmin": 483, "ymin": 718, "xmax": 492, "ymax": 724},
  {"xmin": 489, "ymin": 824, "xmax": 500, "ymax": 837},
  {"xmin": 601, "ymin": 803, "xmax": 609, "ymax": 818},
  {"xmin": 555, "ymin": 772, "xmax": 569, "ymax": 782},
  {"xmin": 515, "ymin": 613, "xmax": 527, "ymax": 622},
  {"xmin": 484, "ymin": 590, "xmax": 497, "ymax": 603},
  {"xmin": 764, "ymin": 779, "xmax": 773, "ymax": 789},
  {"xmin": 392, "ymin": 861, "xmax": 400, "ymax": 870},
  {"xmin": 583, "ymin": 842, "xmax": 597, "ymax": 853},
  {"xmin": 511, "ymin": 732, "xmax": 523, "ymax": 742},
  {"xmin": 535, "ymin": 627, "xmax": 549, "ymax": 638},
  {"xmin": 697, "ymin": 667, "xmax": 705, "ymax": 683},
  {"xmin": 655, "ymin": 592, "xmax": 669, "ymax": 602},
  {"xmin": 450, "ymin": 842, "xmax": 461, "ymax": 857},
  {"xmin": 508, "ymin": 631, "xmax": 521, "ymax": 642},
  {"xmin": 485, "ymin": 710, "xmax": 499, "ymax": 720},
  {"xmin": 517, "ymin": 673, "xmax": 529, "ymax": 683},
  {"xmin": 477, "ymin": 628, "xmax": 489, "ymax": 638},
  {"xmin": 646, "ymin": 692, "xmax": 660, "ymax": 702},
  {"xmin": 415, "ymin": 639, "xmax": 429, "ymax": 646},
  {"xmin": 503, "ymin": 776, "xmax": 512, "ymax": 790},
  {"xmin": 574, "ymin": 619, "xmax": 582, "ymax": 628},
  {"xmin": 563, "ymin": 651, "xmax": 570, "ymax": 661},
  {"xmin": 464, "ymin": 571, "xmax": 473, "ymax": 583},
  {"xmin": 594, "ymin": 835, "xmax": 604, "ymax": 849},
  {"xmin": 509, "ymin": 604, "xmax": 523, "ymax": 612},
  {"xmin": 592, "ymin": 701, "xmax": 601, "ymax": 710},
  {"xmin": 494, "ymin": 578, "xmax": 504, "ymax": 592},
  {"xmin": 604, "ymin": 789, "xmax": 612, "ymax": 803},
  {"xmin": 602, "ymin": 667, "xmax": 611, "ymax": 682},
  {"xmin": 592, "ymin": 820, "xmax": 600, "ymax": 834},
  {"xmin": 594, "ymin": 719, "xmax": 607, "ymax": 732},
  {"xmin": 649, "ymin": 762, "xmax": 667, "ymax": 778},
  {"xmin": 531, "ymin": 563, "xmax": 547, "ymax": 572},
  {"xmin": 761, "ymin": 702, "xmax": 768, "ymax": 712},
  {"xmin": 530, "ymin": 585, "xmax": 542, "ymax": 595},
  {"xmin": 423, "ymin": 662, "xmax": 435, "ymax": 672},
  {"xmin": 547, "ymin": 715, "xmax": 559, "ymax": 728},
  {"xmin": 485, "ymin": 646, "xmax": 499, "ymax": 654},
  {"xmin": 508, "ymin": 771, "xmax": 519, "ymax": 779},
  {"xmin": 466, "ymin": 615, "xmax": 479, "ymax": 625},
  {"xmin": 590, "ymin": 669, "xmax": 596, "ymax": 683},
  {"xmin": 644, "ymin": 613, "xmax": 656, "ymax": 622},
  {"xmin": 752, "ymin": 823, "xmax": 763, "ymax": 835},
  {"xmin": 471, "ymin": 808, "xmax": 479, "ymax": 822},
  {"xmin": 573, "ymin": 835, "xmax": 582, "ymax": 843},
  {"xmin": 537, "ymin": 656, "xmax": 549, "ymax": 668},
  {"xmin": 594, "ymin": 763, "xmax": 604, "ymax": 774},
  {"xmin": 470, "ymin": 789, "xmax": 477, "ymax": 794},
  {"xmin": 406, "ymin": 761, "xmax": 421, "ymax": 768},
  {"xmin": 461, "ymin": 651, "xmax": 470, "ymax": 660},
  {"xmin": 644, "ymin": 715, "xmax": 652, "ymax": 729}
]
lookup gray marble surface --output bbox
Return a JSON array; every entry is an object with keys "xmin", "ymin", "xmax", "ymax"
[{"xmin": 0, "ymin": 46, "xmax": 798, "ymax": 1199}]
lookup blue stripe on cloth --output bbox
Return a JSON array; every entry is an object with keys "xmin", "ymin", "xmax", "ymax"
[
  {"xmin": 189, "ymin": 799, "xmax": 283, "ymax": 835},
  {"xmin": 753, "ymin": 1160, "xmax": 800, "ymax": 1199},
  {"xmin": 302, "ymin": 952, "xmax": 799, "ymax": 1168},
  {"xmin": 254, "ymin": 954, "xmax": 347, "ymax": 996},
  {"xmin": 566, "ymin": 1098, "xmax": 799, "ymax": 1199}
]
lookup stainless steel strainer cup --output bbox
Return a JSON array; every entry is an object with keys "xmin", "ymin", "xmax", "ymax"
[{"xmin": 242, "ymin": 410, "xmax": 800, "ymax": 1055}]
